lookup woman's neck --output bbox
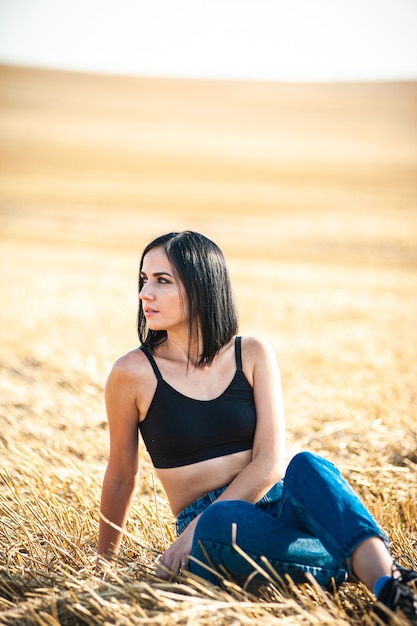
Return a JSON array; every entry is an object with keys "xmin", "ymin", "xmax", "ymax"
[{"xmin": 162, "ymin": 331, "xmax": 202, "ymax": 367}]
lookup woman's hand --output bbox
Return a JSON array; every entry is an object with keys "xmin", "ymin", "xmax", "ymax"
[{"xmin": 156, "ymin": 518, "xmax": 197, "ymax": 579}]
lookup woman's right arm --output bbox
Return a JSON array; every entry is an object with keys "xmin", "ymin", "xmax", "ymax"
[{"xmin": 98, "ymin": 356, "xmax": 140, "ymax": 558}]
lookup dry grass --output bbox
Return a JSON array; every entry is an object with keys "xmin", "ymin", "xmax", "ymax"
[{"xmin": 0, "ymin": 65, "xmax": 416, "ymax": 624}]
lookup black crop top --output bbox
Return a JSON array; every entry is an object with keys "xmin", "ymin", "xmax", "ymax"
[{"xmin": 138, "ymin": 337, "xmax": 257, "ymax": 468}]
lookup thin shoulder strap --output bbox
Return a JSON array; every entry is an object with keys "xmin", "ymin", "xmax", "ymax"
[
  {"xmin": 235, "ymin": 336, "xmax": 242, "ymax": 371},
  {"xmin": 139, "ymin": 345, "xmax": 163, "ymax": 381}
]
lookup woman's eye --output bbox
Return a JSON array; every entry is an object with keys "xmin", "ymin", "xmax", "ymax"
[{"xmin": 158, "ymin": 277, "xmax": 169, "ymax": 284}]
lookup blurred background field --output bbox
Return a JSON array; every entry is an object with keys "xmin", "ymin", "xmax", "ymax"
[{"xmin": 0, "ymin": 65, "xmax": 416, "ymax": 624}]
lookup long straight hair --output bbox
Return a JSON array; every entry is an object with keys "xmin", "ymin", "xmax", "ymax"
[{"xmin": 137, "ymin": 231, "xmax": 238, "ymax": 366}]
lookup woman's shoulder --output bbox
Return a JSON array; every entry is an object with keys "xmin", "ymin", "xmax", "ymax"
[
  {"xmin": 239, "ymin": 336, "xmax": 278, "ymax": 383},
  {"xmin": 239, "ymin": 336, "xmax": 280, "ymax": 390},
  {"xmin": 107, "ymin": 348, "xmax": 154, "ymax": 386},
  {"xmin": 240, "ymin": 335, "xmax": 276, "ymax": 359},
  {"xmin": 105, "ymin": 348, "xmax": 159, "ymax": 421}
]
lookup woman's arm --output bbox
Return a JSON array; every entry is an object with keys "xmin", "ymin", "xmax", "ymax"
[
  {"xmin": 98, "ymin": 356, "xmax": 141, "ymax": 557},
  {"xmin": 215, "ymin": 336, "xmax": 286, "ymax": 503}
]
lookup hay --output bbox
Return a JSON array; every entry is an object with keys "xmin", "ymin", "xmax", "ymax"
[{"xmin": 0, "ymin": 66, "xmax": 416, "ymax": 624}]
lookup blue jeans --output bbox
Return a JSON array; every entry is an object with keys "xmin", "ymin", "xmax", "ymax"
[{"xmin": 178, "ymin": 452, "xmax": 390, "ymax": 590}]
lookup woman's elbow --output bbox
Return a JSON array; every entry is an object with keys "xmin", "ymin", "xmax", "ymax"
[
  {"xmin": 268, "ymin": 448, "xmax": 286, "ymax": 482},
  {"xmin": 254, "ymin": 451, "xmax": 284, "ymax": 485},
  {"xmin": 265, "ymin": 457, "xmax": 283, "ymax": 483},
  {"xmin": 104, "ymin": 466, "xmax": 139, "ymax": 491}
]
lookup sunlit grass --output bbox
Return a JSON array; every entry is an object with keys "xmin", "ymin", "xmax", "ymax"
[{"xmin": 0, "ymin": 66, "xmax": 416, "ymax": 624}]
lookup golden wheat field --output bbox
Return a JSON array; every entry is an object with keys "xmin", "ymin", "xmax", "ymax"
[{"xmin": 0, "ymin": 65, "xmax": 416, "ymax": 625}]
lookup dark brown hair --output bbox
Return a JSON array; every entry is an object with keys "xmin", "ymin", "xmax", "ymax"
[{"xmin": 137, "ymin": 231, "xmax": 238, "ymax": 366}]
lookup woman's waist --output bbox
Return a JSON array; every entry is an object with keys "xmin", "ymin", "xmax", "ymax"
[
  {"xmin": 178, "ymin": 480, "xmax": 284, "ymax": 518},
  {"xmin": 175, "ymin": 480, "xmax": 283, "ymax": 536},
  {"xmin": 157, "ymin": 450, "xmax": 253, "ymax": 516}
]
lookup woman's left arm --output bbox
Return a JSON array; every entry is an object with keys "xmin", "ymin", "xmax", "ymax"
[{"xmin": 216, "ymin": 336, "xmax": 286, "ymax": 502}]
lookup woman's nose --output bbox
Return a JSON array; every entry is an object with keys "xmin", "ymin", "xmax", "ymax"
[{"xmin": 139, "ymin": 283, "xmax": 153, "ymax": 300}]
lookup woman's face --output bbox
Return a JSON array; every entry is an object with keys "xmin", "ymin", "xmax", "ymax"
[{"xmin": 139, "ymin": 247, "xmax": 188, "ymax": 333}]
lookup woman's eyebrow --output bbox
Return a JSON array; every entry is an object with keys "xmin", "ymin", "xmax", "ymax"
[{"xmin": 140, "ymin": 270, "xmax": 173, "ymax": 277}]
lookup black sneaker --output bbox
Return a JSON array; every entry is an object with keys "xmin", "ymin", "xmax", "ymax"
[{"xmin": 374, "ymin": 567, "xmax": 417, "ymax": 625}]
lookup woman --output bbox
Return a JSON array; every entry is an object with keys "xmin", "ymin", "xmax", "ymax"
[{"xmin": 98, "ymin": 231, "xmax": 417, "ymax": 623}]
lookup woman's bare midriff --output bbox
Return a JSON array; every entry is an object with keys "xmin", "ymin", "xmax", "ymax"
[{"xmin": 156, "ymin": 449, "xmax": 253, "ymax": 516}]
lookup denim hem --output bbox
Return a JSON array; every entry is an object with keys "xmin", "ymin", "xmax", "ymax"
[{"xmin": 343, "ymin": 530, "xmax": 391, "ymax": 580}]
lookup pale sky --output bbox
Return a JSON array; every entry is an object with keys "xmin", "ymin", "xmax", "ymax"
[{"xmin": 0, "ymin": 0, "xmax": 416, "ymax": 82}]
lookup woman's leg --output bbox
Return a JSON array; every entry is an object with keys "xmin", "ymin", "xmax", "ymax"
[
  {"xmin": 351, "ymin": 537, "xmax": 393, "ymax": 589},
  {"xmin": 278, "ymin": 451, "xmax": 391, "ymax": 578},
  {"xmin": 189, "ymin": 451, "xmax": 389, "ymax": 590},
  {"xmin": 279, "ymin": 452, "xmax": 417, "ymax": 625}
]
